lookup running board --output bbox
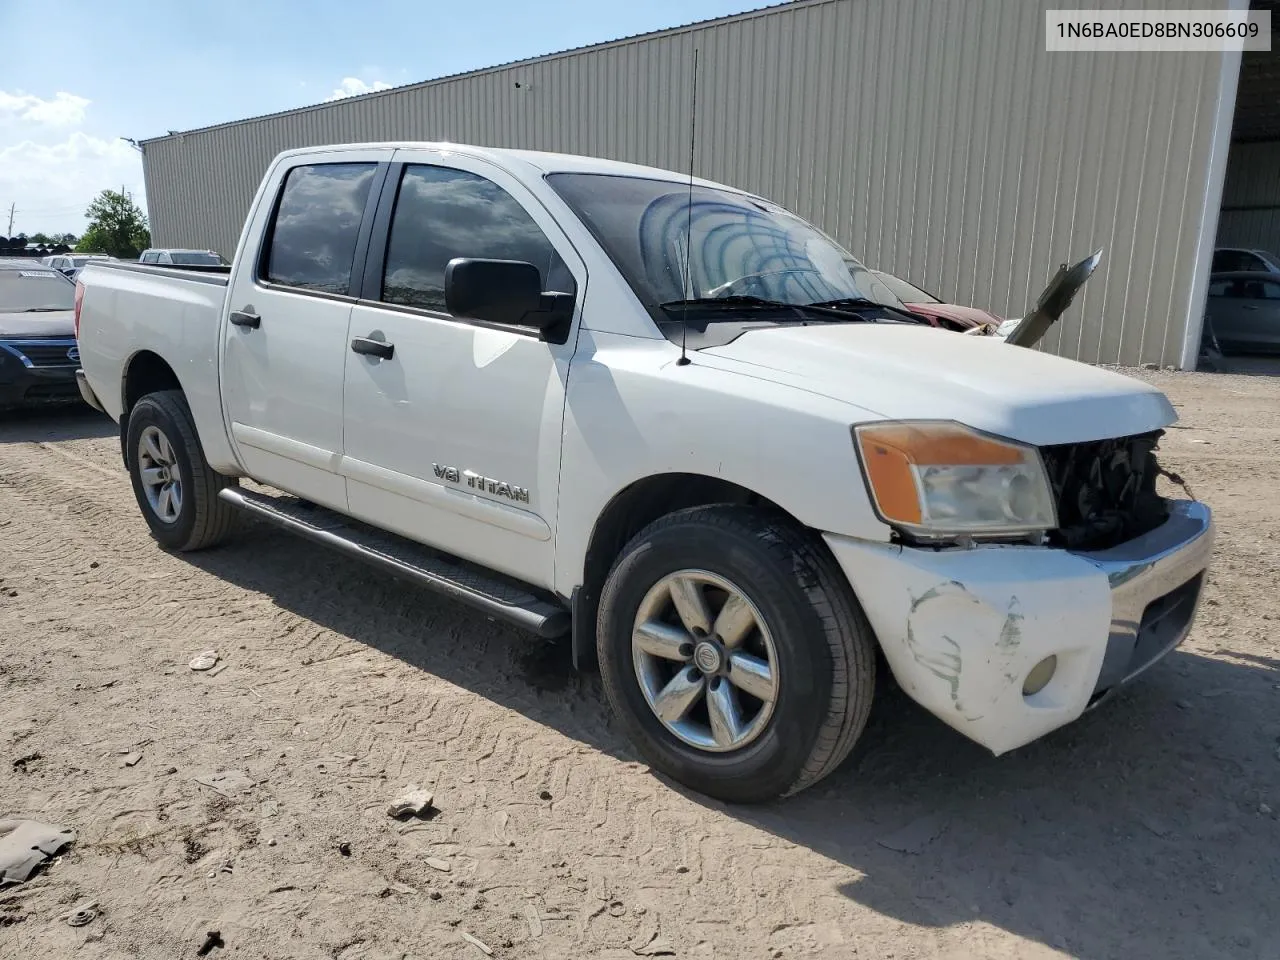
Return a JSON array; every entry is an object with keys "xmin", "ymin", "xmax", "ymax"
[{"xmin": 218, "ymin": 487, "xmax": 570, "ymax": 639}]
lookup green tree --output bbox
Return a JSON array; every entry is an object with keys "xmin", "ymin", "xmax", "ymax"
[
  {"xmin": 77, "ymin": 190, "xmax": 150, "ymax": 258},
  {"xmin": 29, "ymin": 232, "xmax": 52, "ymax": 244}
]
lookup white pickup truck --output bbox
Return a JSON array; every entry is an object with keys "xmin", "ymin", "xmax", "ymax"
[{"xmin": 75, "ymin": 142, "xmax": 1214, "ymax": 802}]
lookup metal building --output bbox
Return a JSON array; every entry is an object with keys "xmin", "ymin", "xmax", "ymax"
[{"xmin": 140, "ymin": 0, "xmax": 1278, "ymax": 368}]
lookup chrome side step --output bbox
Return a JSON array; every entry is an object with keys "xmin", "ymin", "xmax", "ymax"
[{"xmin": 218, "ymin": 487, "xmax": 570, "ymax": 639}]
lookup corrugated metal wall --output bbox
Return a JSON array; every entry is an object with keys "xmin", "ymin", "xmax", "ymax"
[
  {"xmin": 1217, "ymin": 140, "xmax": 1280, "ymax": 255},
  {"xmin": 143, "ymin": 0, "xmax": 1234, "ymax": 366}
]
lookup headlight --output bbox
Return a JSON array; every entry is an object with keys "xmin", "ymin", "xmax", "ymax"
[{"xmin": 854, "ymin": 421, "xmax": 1056, "ymax": 538}]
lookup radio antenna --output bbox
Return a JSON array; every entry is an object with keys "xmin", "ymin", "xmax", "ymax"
[{"xmin": 677, "ymin": 46, "xmax": 699, "ymax": 367}]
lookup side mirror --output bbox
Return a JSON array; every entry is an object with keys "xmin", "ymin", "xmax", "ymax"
[{"xmin": 444, "ymin": 258, "xmax": 573, "ymax": 339}]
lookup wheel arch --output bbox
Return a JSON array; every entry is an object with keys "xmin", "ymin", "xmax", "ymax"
[
  {"xmin": 118, "ymin": 350, "xmax": 184, "ymax": 466},
  {"xmin": 570, "ymin": 472, "xmax": 801, "ymax": 671}
]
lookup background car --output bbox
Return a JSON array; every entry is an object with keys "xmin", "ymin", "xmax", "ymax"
[
  {"xmin": 1205, "ymin": 271, "xmax": 1280, "ymax": 354},
  {"xmin": 43, "ymin": 254, "xmax": 113, "ymax": 280},
  {"xmin": 1212, "ymin": 247, "xmax": 1280, "ymax": 275},
  {"xmin": 138, "ymin": 248, "xmax": 229, "ymax": 267},
  {"xmin": 0, "ymin": 261, "xmax": 82, "ymax": 409},
  {"xmin": 868, "ymin": 269, "xmax": 1005, "ymax": 331}
]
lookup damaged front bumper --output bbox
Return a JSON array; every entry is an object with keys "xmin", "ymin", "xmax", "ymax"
[{"xmin": 825, "ymin": 500, "xmax": 1214, "ymax": 755}]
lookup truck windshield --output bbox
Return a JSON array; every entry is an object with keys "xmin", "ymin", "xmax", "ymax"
[
  {"xmin": 0, "ymin": 271, "xmax": 75, "ymax": 312},
  {"xmin": 546, "ymin": 173, "xmax": 903, "ymax": 320}
]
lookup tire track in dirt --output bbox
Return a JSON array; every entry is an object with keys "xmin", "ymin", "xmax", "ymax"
[
  {"xmin": 1, "ymin": 431, "xmax": 845, "ymax": 958},
  {"xmin": 6, "ymin": 381, "xmax": 1279, "ymax": 959}
]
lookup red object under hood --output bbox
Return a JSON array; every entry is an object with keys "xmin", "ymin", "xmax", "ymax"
[{"xmin": 902, "ymin": 301, "xmax": 1003, "ymax": 331}]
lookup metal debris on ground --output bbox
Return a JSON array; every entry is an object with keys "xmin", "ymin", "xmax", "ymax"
[
  {"xmin": 1138, "ymin": 815, "xmax": 1171, "ymax": 838},
  {"xmin": 524, "ymin": 902, "xmax": 543, "ymax": 938},
  {"xmin": 877, "ymin": 814, "xmax": 945, "ymax": 854},
  {"xmin": 196, "ymin": 930, "xmax": 224, "ymax": 956},
  {"xmin": 425, "ymin": 857, "xmax": 451, "ymax": 872},
  {"xmin": 461, "ymin": 931, "xmax": 493, "ymax": 955},
  {"xmin": 206, "ymin": 664, "xmax": 228, "ymax": 677},
  {"xmin": 192, "ymin": 770, "xmax": 253, "ymax": 798},
  {"xmin": 0, "ymin": 820, "xmax": 76, "ymax": 886},
  {"xmin": 65, "ymin": 900, "xmax": 98, "ymax": 926},
  {"xmin": 631, "ymin": 933, "xmax": 676, "ymax": 956},
  {"xmin": 386, "ymin": 785, "xmax": 435, "ymax": 819},
  {"xmin": 188, "ymin": 650, "xmax": 219, "ymax": 671},
  {"xmin": 121, "ymin": 751, "xmax": 142, "ymax": 767}
]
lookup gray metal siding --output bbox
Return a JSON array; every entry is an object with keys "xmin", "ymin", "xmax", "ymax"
[
  {"xmin": 1216, "ymin": 140, "xmax": 1280, "ymax": 256},
  {"xmin": 143, "ymin": 0, "xmax": 1231, "ymax": 366}
]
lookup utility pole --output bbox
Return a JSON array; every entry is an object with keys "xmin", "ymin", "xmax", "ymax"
[{"xmin": 6, "ymin": 202, "xmax": 14, "ymax": 237}]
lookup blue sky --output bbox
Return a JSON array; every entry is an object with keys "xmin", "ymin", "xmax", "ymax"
[{"xmin": 0, "ymin": 0, "xmax": 766, "ymax": 236}]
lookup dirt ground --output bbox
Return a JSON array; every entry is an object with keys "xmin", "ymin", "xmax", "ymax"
[{"xmin": 1, "ymin": 367, "xmax": 1278, "ymax": 960}]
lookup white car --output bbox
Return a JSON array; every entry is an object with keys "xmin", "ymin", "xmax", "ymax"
[
  {"xmin": 138, "ymin": 248, "xmax": 229, "ymax": 267},
  {"xmin": 1212, "ymin": 246, "xmax": 1280, "ymax": 275},
  {"xmin": 74, "ymin": 142, "xmax": 1214, "ymax": 802}
]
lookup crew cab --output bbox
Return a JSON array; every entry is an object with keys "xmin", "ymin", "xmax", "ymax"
[{"xmin": 74, "ymin": 143, "xmax": 1214, "ymax": 802}]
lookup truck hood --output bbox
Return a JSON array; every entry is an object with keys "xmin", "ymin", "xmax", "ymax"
[
  {"xmin": 0, "ymin": 309, "xmax": 75, "ymax": 338},
  {"xmin": 696, "ymin": 323, "xmax": 1176, "ymax": 446}
]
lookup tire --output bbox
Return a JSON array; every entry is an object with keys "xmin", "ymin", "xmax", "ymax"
[
  {"xmin": 126, "ymin": 390, "xmax": 238, "ymax": 551},
  {"xmin": 596, "ymin": 504, "xmax": 876, "ymax": 803}
]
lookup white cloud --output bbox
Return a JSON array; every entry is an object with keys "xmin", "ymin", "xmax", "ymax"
[
  {"xmin": 324, "ymin": 77, "xmax": 392, "ymax": 102},
  {"xmin": 0, "ymin": 133, "xmax": 145, "ymax": 236},
  {"xmin": 0, "ymin": 90, "xmax": 90, "ymax": 127}
]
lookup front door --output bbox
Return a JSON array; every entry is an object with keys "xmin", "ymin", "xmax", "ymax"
[
  {"xmin": 340, "ymin": 152, "xmax": 585, "ymax": 588},
  {"xmin": 1209, "ymin": 275, "xmax": 1280, "ymax": 352},
  {"xmin": 221, "ymin": 152, "xmax": 386, "ymax": 509}
]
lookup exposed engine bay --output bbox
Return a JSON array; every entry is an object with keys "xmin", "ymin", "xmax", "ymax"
[{"xmin": 1041, "ymin": 430, "xmax": 1170, "ymax": 550}]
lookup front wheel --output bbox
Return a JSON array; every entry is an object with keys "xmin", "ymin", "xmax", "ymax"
[
  {"xmin": 126, "ymin": 390, "xmax": 238, "ymax": 551},
  {"xmin": 596, "ymin": 505, "xmax": 877, "ymax": 803}
]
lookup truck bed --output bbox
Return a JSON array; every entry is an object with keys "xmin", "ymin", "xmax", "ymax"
[
  {"xmin": 76, "ymin": 258, "xmax": 239, "ymax": 472},
  {"xmin": 88, "ymin": 259, "xmax": 231, "ymax": 284}
]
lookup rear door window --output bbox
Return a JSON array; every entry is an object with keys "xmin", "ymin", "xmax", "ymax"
[
  {"xmin": 264, "ymin": 162, "xmax": 379, "ymax": 295},
  {"xmin": 379, "ymin": 164, "xmax": 574, "ymax": 315}
]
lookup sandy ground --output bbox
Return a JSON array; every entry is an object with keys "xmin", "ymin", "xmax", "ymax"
[{"xmin": 1, "ymin": 368, "xmax": 1278, "ymax": 960}]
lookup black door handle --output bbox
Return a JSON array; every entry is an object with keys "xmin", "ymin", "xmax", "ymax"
[
  {"xmin": 351, "ymin": 336, "xmax": 394, "ymax": 359},
  {"xmin": 230, "ymin": 309, "xmax": 261, "ymax": 328}
]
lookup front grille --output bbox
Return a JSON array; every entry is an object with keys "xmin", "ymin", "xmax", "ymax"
[
  {"xmin": 1040, "ymin": 430, "xmax": 1170, "ymax": 550},
  {"xmin": 4, "ymin": 339, "xmax": 78, "ymax": 368}
]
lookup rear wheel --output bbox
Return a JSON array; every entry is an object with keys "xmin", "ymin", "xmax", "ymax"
[
  {"xmin": 597, "ymin": 505, "xmax": 877, "ymax": 803},
  {"xmin": 126, "ymin": 390, "xmax": 237, "ymax": 551}
]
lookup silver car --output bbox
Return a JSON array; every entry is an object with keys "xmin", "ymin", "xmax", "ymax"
[{"xmin": 1206, "ymin": 271, "xmax": 1280, "ymax": 354}]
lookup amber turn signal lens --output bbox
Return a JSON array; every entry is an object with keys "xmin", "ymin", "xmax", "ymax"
[{"xmin": 854, "ymin": 421, "xmax": 1055, "ymax": 534}]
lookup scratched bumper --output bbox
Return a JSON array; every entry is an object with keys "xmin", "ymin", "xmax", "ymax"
[{"xmin": 823, "ymin": 500, "xmax": 1214, "ymax": 755}]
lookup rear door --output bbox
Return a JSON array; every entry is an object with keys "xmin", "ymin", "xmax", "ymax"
[
  {"xmin": 220, "ymin": 150, "xmax": 390, "ymax": 509},
  {"xmin": 339, "ymin": 151, "xmax": 585, "ymax": 588}
]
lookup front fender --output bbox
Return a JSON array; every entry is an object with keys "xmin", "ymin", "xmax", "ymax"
[{"xmin": 553, "ymin": 331, "xmax": 891, "ymax": 598}]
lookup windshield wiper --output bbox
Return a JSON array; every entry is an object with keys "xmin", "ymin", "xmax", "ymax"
[
  {"xmin": 660, "ymin": 295, "xmax": 798, "ymax": 312},
  {"xmin": 805, "ymin": 297, "xmax": 927, "ymax": 323},
  {"xmin": 22, "ymin": 306, "xmax": 70, "ymax": 313},
  {"xmin": 660, "ymin": 296, "xmax": 868, "ymax": 323}
]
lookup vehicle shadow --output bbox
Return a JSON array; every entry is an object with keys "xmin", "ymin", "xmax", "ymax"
[
  {"xmin": 185, "ymin": 519, "xmax": 1279, "ymax": 960},
  {"xmin": 1203, "ymin": 355, "xmax": 1280, "ymax": 377},
  {"xmin": 0, "ymin": 405, "xmax": 115, "ymax": 443}
]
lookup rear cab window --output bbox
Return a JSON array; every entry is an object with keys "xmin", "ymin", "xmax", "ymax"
[{"xmin": 262, "ymin": 162, "xmax": 379, "ymax": 296}]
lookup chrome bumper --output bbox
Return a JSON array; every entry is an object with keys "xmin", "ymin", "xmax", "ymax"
[
  {"xmin": 1073, "ymin": 500, "xmax": 1214, "ymax": 704},
  {"xmin": 75, "ymin": 369, "xmax": 106, "ymax": 413}
]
